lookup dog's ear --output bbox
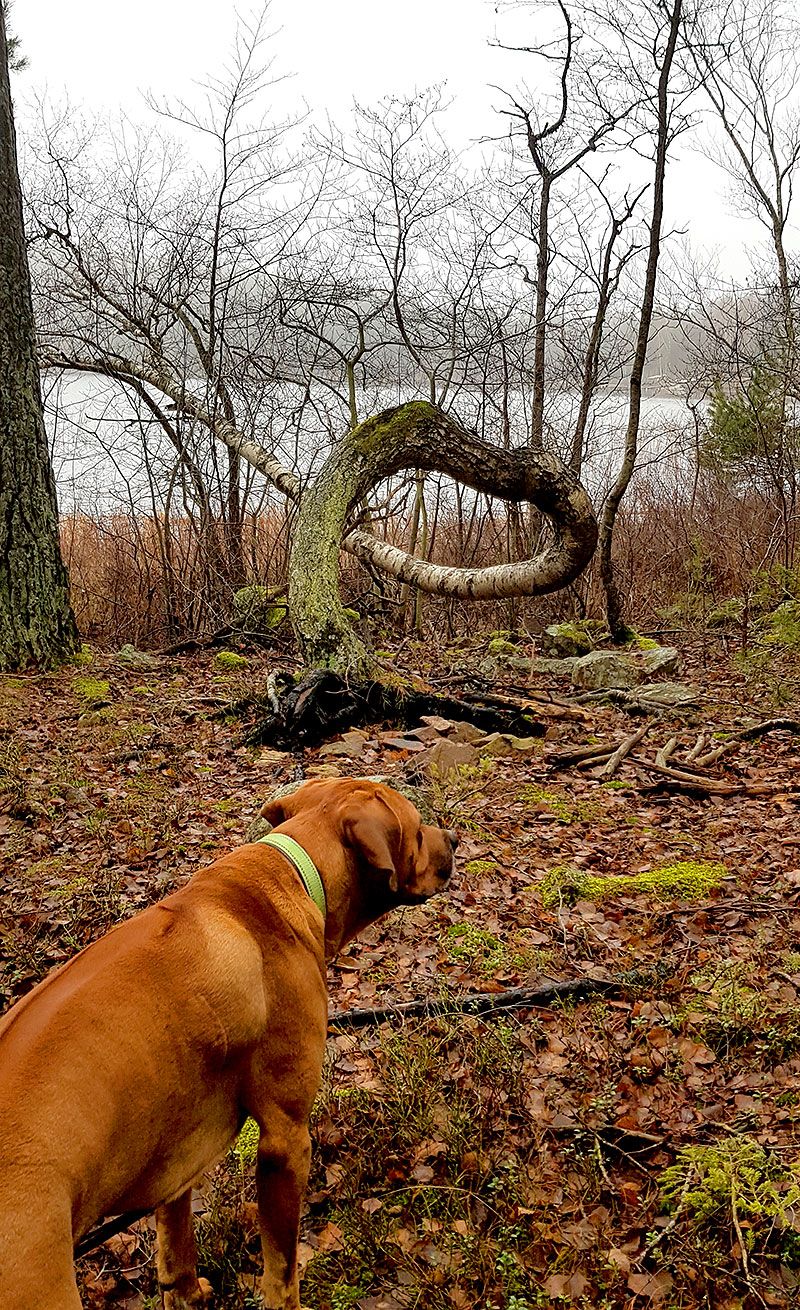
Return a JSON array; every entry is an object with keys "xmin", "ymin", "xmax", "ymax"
[
  {"xmin": 260, "ymin": 797, "xmax": 288, "ymax": 826},
  {"xmin": 343, "ymin": 812, "xmax": 399, "ymax": 893}
]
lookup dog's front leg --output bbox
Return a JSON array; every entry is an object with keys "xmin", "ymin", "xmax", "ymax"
[
  {"xmin": 156, "ymin": 1191, "xmax": 208, "ymax": 1309},
  {"xmin": 255, "ymin": 1113, "xmax": 312, "ymax": 1310}
]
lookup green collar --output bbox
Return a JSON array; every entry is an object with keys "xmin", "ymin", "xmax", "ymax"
[{"xmin": 257, "ymin": 832, "xmax": 326, "ymax": 922}]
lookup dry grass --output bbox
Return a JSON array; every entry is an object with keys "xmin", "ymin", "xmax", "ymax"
[{"xmin": 59, "ymin": 471, "xmax": 797, "ymax": 649}]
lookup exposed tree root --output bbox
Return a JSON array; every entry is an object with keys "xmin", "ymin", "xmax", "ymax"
[{"xmin": 240, "ymin": 668, "xmax": 548, "ymax": 749}]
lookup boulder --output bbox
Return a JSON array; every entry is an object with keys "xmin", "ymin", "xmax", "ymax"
[
  {"xmin": 541, "ymin": 623, "xmax": 594, "ymax": 657},
  {"xmin": 530, "ymin": 656, "xmax": 578, "ymax": 677},
  {"xmin": 571, "ymin": 651, "xmax": 646, "ymax": 690},
  {"xmin": 639, "ymin": 645, "xmax": 683, "ymax": 677},
  {"xmin": 115, "ymin": 644, "xmax": 161, "ymax": 671},
  {"xmin": 233, "ymin": 585, "xmax": 288, "ymax": 633},
  {"xmin": 415, "ymin": 737, "xmax": 479, "ymax": 779}
]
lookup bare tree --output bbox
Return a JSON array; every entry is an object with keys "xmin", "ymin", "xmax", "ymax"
[
  {"xmin": 681, "ymin": 0, "xmax": 800, "ymax": 566},
  {"xmin": 596, "ymin": 0, "xmax": 687, "ymax": 639}
]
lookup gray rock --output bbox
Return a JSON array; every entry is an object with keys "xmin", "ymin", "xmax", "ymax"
[
  {"xmin": 571, "ymin": 650, "xmax": 646, "ymax": 690},
  {"xmin": 530, "ymin": 656, "xmax": 578, "ymax": 676},
  {"xmin": 639, "ymin": 645, "xmax": 683, "ymax": 677},
  {"xmin": 477, "ymin": 732, "xmax": 540, "ymax": 757},
  {"xmin": 115, "ymin": 643, "xmax": 161, "ymax": 671},
  {"xmin": 447, "ymin": 720, "xmax": 490, "ymax": 744}
]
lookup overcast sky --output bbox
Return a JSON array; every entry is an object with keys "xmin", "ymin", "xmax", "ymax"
[{"xmin": 12, "ymin": 0, "xmax": 784, "ymax": 281}]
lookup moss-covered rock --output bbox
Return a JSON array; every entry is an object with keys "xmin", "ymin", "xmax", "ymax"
[
  {"xmin": 232, "ymin": 586, "xmax": 288, "ymax": 633},
  {"xmin": 541, "ymin": 622, "xmax": 595, "ymax": 657},
  {"xmin": 539, "ymin": 859, "xmax": 726, "ymax": 909},
  {"xmin": 72, "ymin": 677, "xmax": 111, "ymax": 708},
  {"xmin": 213, "ymin": 650, "xmax": 249, "ymax": 673},
  {"xmin": 486, "ymin": 634, "xmax": 518, "ymax": 656},
  {"xmin": 571, "ymin": 650, "xmax": 645, "ymax": 689}
]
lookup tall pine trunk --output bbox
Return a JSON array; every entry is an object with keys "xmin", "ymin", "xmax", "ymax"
[{"xmin": 0, "ymin": 9, "xmax": 79, "ymax": 669}]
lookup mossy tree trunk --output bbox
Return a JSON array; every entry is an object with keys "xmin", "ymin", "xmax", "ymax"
[
  {"xmin": 289, "ymin": 401, "xmax": 598, "ymax": 676},
  {"xmin": 0, "ymin": 10, "xmax": 79, "ymax": 670}
]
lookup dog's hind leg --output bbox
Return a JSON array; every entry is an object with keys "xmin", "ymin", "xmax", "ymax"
[{"xmin": 155, "ymin": 1191, "xmax": 209, "ymax": 1309}]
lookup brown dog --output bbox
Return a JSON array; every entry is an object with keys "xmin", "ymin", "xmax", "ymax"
[{"xmin": 0, "ymin": 778, "xmax": 456, "ymax": 1310}]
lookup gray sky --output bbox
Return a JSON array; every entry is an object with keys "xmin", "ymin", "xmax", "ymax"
[{"xmin": 12, "ymin": 0, "xmax": 781, "ymax": 280}]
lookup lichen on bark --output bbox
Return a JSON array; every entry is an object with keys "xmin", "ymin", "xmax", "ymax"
[{"xmin": 289, "ymin": 401, "xmax": 598, "ymax": 675}]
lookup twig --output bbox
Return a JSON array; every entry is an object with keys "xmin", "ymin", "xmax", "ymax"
[
  {"xmin": 598, "ymin": 722, "xmax": 651, "ymax": 779},
  {"xmin": 628, "ymin": 756, "xmax": 741, "ymax": 794},
  {"xmin": 548, "ymin": 739, "xmax": 627, "ymax": 765},
  {"xmin": 636, "ymin": 1168, "xmax": 694, "ymax": 1263},
  {"xmin": 686, "ymin": 731, "xmax": 710, "ymax": 763},
  {"xmin": 327, "ymin": 971, "xmax": 660, "ymax": 1032},
  {"xmin": 655, "ymin": 735, "xmax": 678, "ymax": 767},
  {"xmin": 695, "ymin": 718, "xmax": 800, "ymax": 768}
]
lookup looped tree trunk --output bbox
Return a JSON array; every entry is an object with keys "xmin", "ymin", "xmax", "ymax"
[{"xmin": 290, "ymin": 400, "xmax": 598, "ymax": 676}]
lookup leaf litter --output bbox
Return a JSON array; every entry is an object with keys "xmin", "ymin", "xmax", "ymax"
[{"xmin": 1, "ymin": 639, "xmax": 799, "ymax": 1308}]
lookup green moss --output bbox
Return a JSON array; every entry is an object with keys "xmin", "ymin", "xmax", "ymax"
[
  {"xmin": 486, "ymin": 634, "xmax": 517, "ymax": 655},
  {"xmin": 70, "ymin": 646, "xmax": 94, "ymax": 666},
  {"xmin": 539, "ymin": 859, "xmax": 726, "ymax": 909},
  {"xmin": 543, "ymin": 621, "xmax": 594, "ymax": 655},
  {"xmin": 463, "ymin": 859, "xmax": 498, "ymax": 877},
  {"xmin": 213, "ymin": 650, "xmax": 249, "ymax": 673},
  {"xmin": 72, "ymin": 677, "xmax": 110, "ymax": 706},
  {"xmin": 232, "ymin": 585, "xmax": 288, "ymax": 633},
  {"xmin": 444, "ymin": 923, "xmax": 510, "ymax": 977},
  {"xmin": 521, "ymin": 785, "xmax": 599, "ymax": 824},
  {"xmin": 231, "ymin": 1116, "xmax": 260, "ymax": 1171}
]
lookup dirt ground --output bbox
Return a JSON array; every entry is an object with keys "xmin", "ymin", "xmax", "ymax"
[{"xmin": 1, "ymin": 634, "xmax": 799, "ymax": 1309}]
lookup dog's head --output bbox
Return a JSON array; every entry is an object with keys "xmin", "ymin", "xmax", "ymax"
[{"xmin": 261, "ymin": 778, "xmax": 456, "ymax": 910}]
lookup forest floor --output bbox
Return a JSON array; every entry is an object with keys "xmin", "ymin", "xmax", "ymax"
[{"xmin": 1, "ymin": 632, "xmax": 800, "ymax": 1310}]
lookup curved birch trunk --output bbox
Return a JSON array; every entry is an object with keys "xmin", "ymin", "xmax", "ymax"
[{"xmin": 289, "ymin": 401, "xmax": 597, "ymax": 675}]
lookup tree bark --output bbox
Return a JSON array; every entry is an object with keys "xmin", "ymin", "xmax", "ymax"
[
  {"xmin": 289, "ymin": 401, "xmax": 598, "ymax": 675},
  {"xmin": 598, "ymin": 0, "xmax": 682, "ymax": 641},
  {"xmin": 0, "ymin": 11, "xmax": 79, "ymax": 670}
]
